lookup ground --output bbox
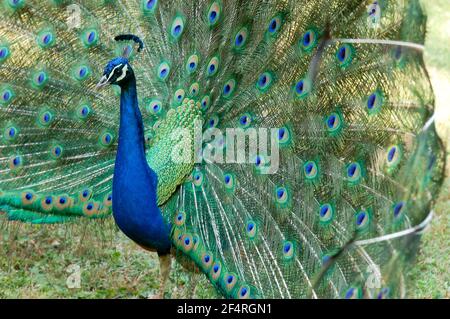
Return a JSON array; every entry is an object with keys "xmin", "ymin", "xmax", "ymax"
[
  {"xmin": 0, "ymin": 219, "xmax": 219, "ymax": 298},
  {"xmin": 0, "ymin": 1, "xmax": 448, "ymax": 299}
]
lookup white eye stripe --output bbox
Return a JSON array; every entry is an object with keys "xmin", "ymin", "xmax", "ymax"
[
  {"xmin": 106, "ymin": 64, "xmax": 123, "ymax": 82},
  {"xmin": 116, "ymin": 64, "xmax": 128, "ymax": 82}
]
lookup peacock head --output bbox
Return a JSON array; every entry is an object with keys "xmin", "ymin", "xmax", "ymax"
[
  {"xmin": 96, "ymin": 57, "xmax": 134, "ymax": 89},
  {"xmin": 96, "ymin": 34, "xmax": 144, "ymax": 89}
]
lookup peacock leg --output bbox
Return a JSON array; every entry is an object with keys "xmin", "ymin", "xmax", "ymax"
[{"xmin": 149, "ymin": 253, "xmax": 171, "ymax": 299}]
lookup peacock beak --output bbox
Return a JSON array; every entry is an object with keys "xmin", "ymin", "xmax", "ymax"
[{"xmin": 95, "ymin": 75, "xmax": 110, "ymax": 90}]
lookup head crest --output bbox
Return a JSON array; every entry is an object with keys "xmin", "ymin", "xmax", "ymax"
[{"xmin": 114, "ymin": 34, "xmax": 144, "ymax": 58}]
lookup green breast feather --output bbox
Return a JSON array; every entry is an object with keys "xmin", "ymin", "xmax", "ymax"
[{"xmin": 146, "ymin": 98, "xmax": 203, "ymax": 206}]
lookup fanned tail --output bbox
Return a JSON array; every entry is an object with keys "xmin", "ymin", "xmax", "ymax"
[
  {"xmin": 0, "ymin": 1, "xmax": 151, "ymax": 222},
  {"xmin": 157, "ymin": 0, "xmax": 444, "ymax": 298},
  {"xmin": 0, "ymin": 0, "xmax": 444, "ymax": 299}
]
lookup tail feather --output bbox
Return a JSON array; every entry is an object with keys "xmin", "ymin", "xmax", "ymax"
[{"xmin": 0, "ymin": 0, "xmax": 444, "ymax": 298}]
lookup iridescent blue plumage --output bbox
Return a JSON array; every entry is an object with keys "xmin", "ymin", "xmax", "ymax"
[{"xmin": 100, "ymin": 56, "xmax": 171, "ymax": 254}]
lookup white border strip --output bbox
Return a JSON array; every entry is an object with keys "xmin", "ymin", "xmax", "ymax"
[
  {"xmin": 422, "ymin": 113, "xmax": 436, "ymax": 132},
  {"xmin": 355, "ymin": 210, "xmax": 434, "ymax": 246},
  {"xmin": 332, "ymin": 38, "xmax": 425, "ymax": 52}
]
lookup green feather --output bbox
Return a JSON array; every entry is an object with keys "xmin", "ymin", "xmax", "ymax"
[{"xmin": 0, "ymin": 0, "xmax": 444, "ymax": 299}]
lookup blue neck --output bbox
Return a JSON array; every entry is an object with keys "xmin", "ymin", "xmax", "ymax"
[
  {"xmin": 112, "ymin": 76, "xmax": 171, "ymax": 254},
  {"xmin": 117, "ymin": 77, "xmax": 145, "ymax": 163}
]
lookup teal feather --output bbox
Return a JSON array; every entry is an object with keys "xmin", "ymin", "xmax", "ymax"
[{"xmin": 0, "ymin": 0, "xmax": 445, "ymax": 299}]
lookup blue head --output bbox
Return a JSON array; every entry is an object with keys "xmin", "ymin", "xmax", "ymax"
[
  {"xmin": 96, "ymin": 57, "xmax": 134, "ymax": 89},
  {"xmin": 96, "ymin": 34, "xmax": 144, "ymax": 89}
]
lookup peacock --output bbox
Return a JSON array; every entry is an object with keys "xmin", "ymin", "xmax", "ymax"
[{"xmin": 0, "ymin": 0, "xmax": 445, "ymax": 299}]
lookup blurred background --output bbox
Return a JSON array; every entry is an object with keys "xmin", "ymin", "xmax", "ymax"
[
  {"xmin": 0, "ymin": 0, "xmax": 448, "ymax": 299},
  {"xmin": 406, "ymin": 0, "xmax": 449, "ymax": 298}
]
